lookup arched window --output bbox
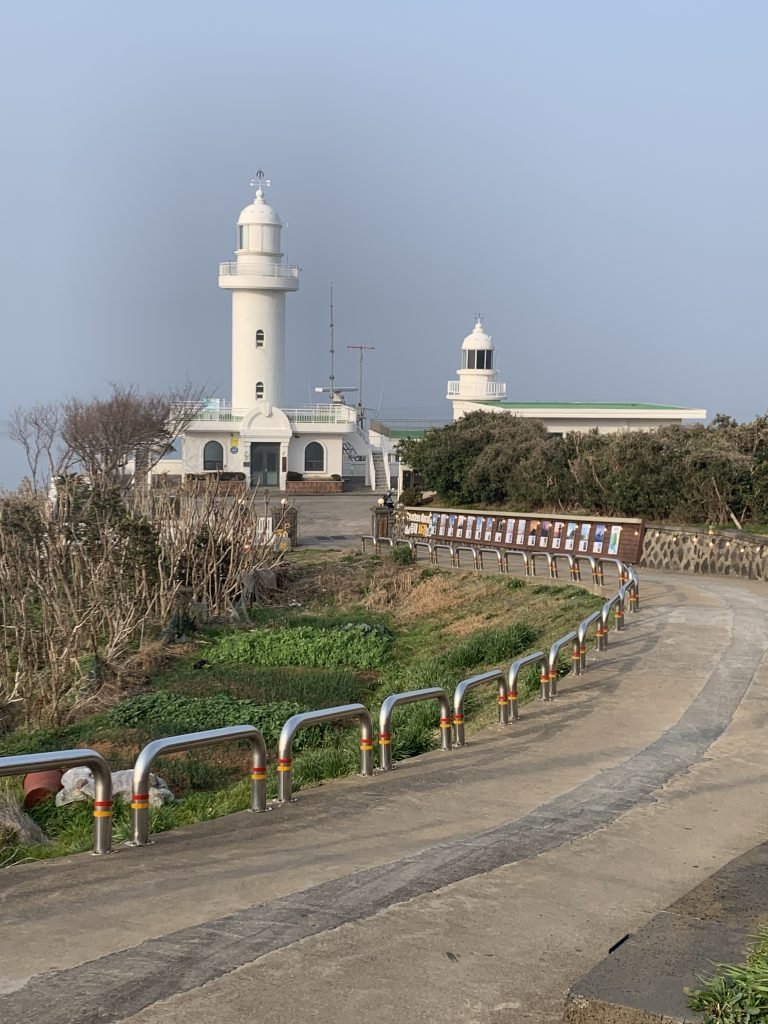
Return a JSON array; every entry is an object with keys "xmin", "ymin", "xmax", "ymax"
[
  {"xmin": 255, "ymin": 381, "xmax": 265, "ymax": 399},
  {"xmin": 203, "ymin": 440, "xmax": 224, "ymax": 471},
  {"xmin": 304, "ymin": 441, "xmax": 325, "ymax": 472},
  {"xmin": 255, "ymin": 329, "xmax": 264, "ymax": 347}
]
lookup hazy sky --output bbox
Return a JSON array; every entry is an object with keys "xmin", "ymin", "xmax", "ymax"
[{"xmin": 1, "ymin": 1, "xmax": 767, "ymax": 485}]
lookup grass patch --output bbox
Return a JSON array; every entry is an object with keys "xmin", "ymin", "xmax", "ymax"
[
  {"xmin": 203, "ymin": 623, "xmax": 393, "ymax": 670},
  {"xmin": 687, "ymin": 927, "xmax": 768, "ymax": 1023}
]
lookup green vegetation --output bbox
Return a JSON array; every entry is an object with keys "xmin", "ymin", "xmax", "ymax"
[
  {"xmin": 398, "ymin": 410, "xmax": 768, "ymax": 525},
  {"xmin": 203, "ymin": 622, "xmax": 393, "ymax": 670},
  {"xmin": 1, "ymin": 553, "xmax": 603, "ymax": 866},
  {"xmin": 687, "ymin": 928, "xmax": 768, "ymax": 1023}
]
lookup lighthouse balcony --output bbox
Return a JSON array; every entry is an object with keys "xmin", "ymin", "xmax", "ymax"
[
  {"xmin": 180, "ymin": 402, "xmax": 359, "ymax": 430},
  {"xmin": 447, "ymin": 380, "xmax": 507, "ymax": 399},
  {"xmin": 218, "ymin": 261, "xmax": 300, "ymax": 291}
]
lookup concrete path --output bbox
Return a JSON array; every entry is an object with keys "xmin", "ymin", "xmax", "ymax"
[{"xmin": 2, "ymin": 570, "xmax": 768, "ymax": 1023}]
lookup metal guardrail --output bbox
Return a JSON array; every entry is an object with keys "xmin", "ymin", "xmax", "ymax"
[
  {"xmin": 130, "ymin": 726, "xmax": 267, "ymax": 846},
  {"xmin": 0, "ymin": 749, "xmax": 113, "ymax": 855},
  {"xmin": 277, "ymin": 704, "xmax": 373, "ymax": 802},
  {"xmin": 453, "ymin": 668, "xmax": 509, "ymax": 745},
  {"xmin": 378, "ymin": 688, "xmax": 452, "ymax": 770},
  {"xmin": 577, "ymin": 610, "xmax": 603, "ymax": 672},
  {"xmin": 507, "ymin": 651, "xmax": 548, "ymax": 718},
  {"xmin": 547, "ymin": 631, "xmax": 580, "ymax": 698},
  {"xmin": 504, "ymin": 549, "xmax": 530, "ymax": 575}
]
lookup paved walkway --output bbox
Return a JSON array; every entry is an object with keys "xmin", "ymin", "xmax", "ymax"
[{"xmin": 2, "ymin": 570, "xmax": 768, "ymax": 1023}]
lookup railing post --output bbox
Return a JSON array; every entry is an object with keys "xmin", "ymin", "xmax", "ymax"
[
  {"xmin": 0, "ymin": 749, "xmax": 113, "ymax": 855},
  {"xmin": 130, "ymin": 726, "xmax": 267, "ymax": 847},
  {"xmin": 378, "ymin": 688, "xmax": 452, "ymax": 771},
  {"xmin": 277, "ymin": 704, "xmax": 373, "ymax": 802},
  {"xmin": 452, "ymin": 669, "xmax": 508, "ymax": 747}
]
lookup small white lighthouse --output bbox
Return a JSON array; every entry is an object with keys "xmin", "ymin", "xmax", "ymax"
[
  {"xmin": 218, "ymin": 172, "xmax": 300, "ymax": 409},
  {"xmin": 447, "ymin": 319, "xmax": 507, "ymax": 419}
]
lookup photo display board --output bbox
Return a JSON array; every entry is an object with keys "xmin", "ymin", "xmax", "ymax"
[{"xmin": 401, "ymin": 508, "xmax": 645, "ymax": 563}]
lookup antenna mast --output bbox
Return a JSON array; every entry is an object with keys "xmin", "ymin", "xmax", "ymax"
[
  {"xmin": 347, "ymin": 344, "xmax": 375, "ymax": 428},
  {"xmin": 329, "ymin": 284, "xmax": 335, "ymax": 396}
]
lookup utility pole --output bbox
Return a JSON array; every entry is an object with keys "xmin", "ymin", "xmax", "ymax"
[{"xmin": 347, "ymin": 344, "xmax": 375, "ymax": 428}]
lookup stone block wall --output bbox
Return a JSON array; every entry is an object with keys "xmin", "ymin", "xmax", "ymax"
[
  {"xmin": 285, "ymin": 480, "xmax": 345, "ymax": 495},
  {"xmin": 640, "ymin": 524, "xmax": 768, "ymax": 580}
]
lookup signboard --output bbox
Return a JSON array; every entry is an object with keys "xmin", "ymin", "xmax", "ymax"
[{"xmin": 400, "ymin": 508, "xmax": 644, "ymax": 563}]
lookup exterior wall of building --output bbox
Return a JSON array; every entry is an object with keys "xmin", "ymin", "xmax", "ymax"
[
  {"xmin": 451, "ymin": 399, "xmax": 706, "ymax": 432},
  {"xmin": 286, "ymin": 435, "xmax": 344, "ymax": 478}
]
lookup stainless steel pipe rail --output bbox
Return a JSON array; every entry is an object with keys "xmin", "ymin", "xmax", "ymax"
[
  {"xmin": 378, "ymin": 688, "xmax": 452, "ymax": 770},
  {"xmin": 130, "ymin": 726, "xmax": 267, "ymax": 846},
  {"xmin": 507, "ymin": 651, "xmax": 548, "ymax": 718},
  {"xmin": 599, "ymin": 590, "xmax": 626, "ymax": 650},
  {"xmin": 504, "ymin": 549, "xmax": 530, "ymax": 575},
  {"xmin": 577, "ymin": 610, "xmax": 603, "ymax": 672},
  {"xmin": 453, "ymin": 668, "xmax": 509, "ymax": 745},
  {"xmin": 547, "ymin": 631, "xmax": 580, "ymax": 698},
  {"xmin": 0, "ymin": 749, "xmax": 113, "ymax": 855},
  {"xmin": 277, "ymin": 704, "xmax": 373, "ymax": 802}
]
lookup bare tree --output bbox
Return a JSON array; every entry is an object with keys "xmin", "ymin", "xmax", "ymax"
[
  {"xmin": 61, "ymin": 382, "xmax": 204, "ymax": 489},
  {"xmin": 8, "ymin": 403, "xmax": 71, "ymax": 492}
]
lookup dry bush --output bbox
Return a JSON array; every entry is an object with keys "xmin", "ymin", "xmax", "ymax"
[
  {"xmin": 0, "ymin": 479, "xmax": 283, "ymax": 726},
  {"xmin": 363, "ymin": 563, "xmax": 421, "ymax": 610}
]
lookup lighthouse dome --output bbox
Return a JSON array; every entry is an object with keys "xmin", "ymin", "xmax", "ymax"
[
  {"xmin": 237, "ymin": 191, "xmax": 282, "ymax": 227},
  {"xmin": 461, "ymin": 321, "xmax": 493, "ymax": 351}
]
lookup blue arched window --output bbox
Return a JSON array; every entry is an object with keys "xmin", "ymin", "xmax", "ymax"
[
  {"xmin": 304, "ymin": 442, "xmax": 325, "ymax": 472},
  {"xmin": 203, "ymin": 440, "xmax": 224, "ymax": 471}
]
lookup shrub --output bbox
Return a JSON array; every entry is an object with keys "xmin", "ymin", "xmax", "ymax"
[{"xmin": 391, "ymin": 544, "xmax": 415, "ymax": 566}]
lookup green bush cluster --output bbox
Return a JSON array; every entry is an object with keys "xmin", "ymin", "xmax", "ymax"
[
  {"xmin": 203, "ymin": 623, "xmax": 393, "ymax": 670},
  {"xmin": 398, "ymin": 410, "xmax": 768, "ymax": 524}
]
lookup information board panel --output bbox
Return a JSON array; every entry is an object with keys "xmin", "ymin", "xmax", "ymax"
[{"xmin": 401, "ymin": 508, "xmax": 644, "ymax": 564}]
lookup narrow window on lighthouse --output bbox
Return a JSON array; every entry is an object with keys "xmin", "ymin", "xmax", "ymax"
[
  {"xmin": 238, "ymin": 226, "xmax": 246, "ymax": 249},
  {"xmin": 255, "ymin": 330, "xmax": 265, "ymax": 347},
  {"xmin": 256, "ymin": 382, "xmax": 265, "ymax": 399}
]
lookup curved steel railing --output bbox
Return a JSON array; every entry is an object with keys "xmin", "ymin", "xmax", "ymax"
[
  {"xmin": 507, "ymin": 651, "xmax": 548, "ymax": 719},
  {"xmin": 504, "ymin": 549, "xmax": 530, "ymax": 575},
  {"xmin": 547, "ymin": 631, "xmax": 580, "ymax": 698},
  {"xmin": 453, "ymin": 668, "xmax": 509, "ymax": 745},
  {"xmin": 577, "ymin": 610, "xmax": 603, "ymax": 672},
  {"xmin": 0, "ymin": 749, "xmax": 113, "ymax": 855},
  {"xmin": 277, "ymin": 704, "xmax": 373, "ymax": 802},
  {"xmin": 130, "ymin": 726, "xmax": 267, "ymax": 846},
  {"xmin": 378, "ymin": 688, "xmax": 452, "ymax": 770},
  {"xmin": 477, "ymin": 547, "xmax": 504, "ymax": 571}
]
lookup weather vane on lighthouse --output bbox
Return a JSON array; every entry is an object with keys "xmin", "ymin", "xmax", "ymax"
[{"xmin": 250, "ymin": 169, "xmax": 271, "ymax": 198}]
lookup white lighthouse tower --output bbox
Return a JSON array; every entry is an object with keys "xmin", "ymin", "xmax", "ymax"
[
  {"xmin": 447, "ymin": 319, "xmax": 507, "ymax": 419},
  {"xmin": 218, "ymin": 172, "xmax": 300, "ymax": 409}
]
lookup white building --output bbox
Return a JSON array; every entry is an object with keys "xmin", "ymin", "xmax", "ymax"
[
  {"xmin": 447, "ymin": 320, "xmax": 707, "ymax": 433},
  {"xmin": 164, "ymin": 178, "xmax": 387, "ymax": 492}
]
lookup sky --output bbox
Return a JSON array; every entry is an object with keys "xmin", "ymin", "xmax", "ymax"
[{"xmin": 1, "ymin": 1, "xmax": 767, "ymax": 485}]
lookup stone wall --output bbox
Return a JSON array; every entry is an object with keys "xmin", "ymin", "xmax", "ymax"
[
  {"xmin": 640, "ymin": 524, "xmax": 768, "ymax": 580},
  {"xmin": 285, "ymin": 480, "xmax": 345, "ymax": 495}
]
